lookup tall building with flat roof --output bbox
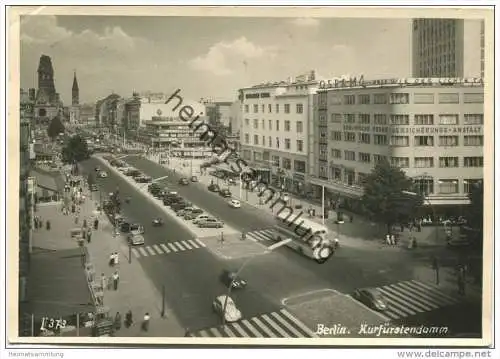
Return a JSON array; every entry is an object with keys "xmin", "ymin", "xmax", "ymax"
[{"xmin": 412, "ymin": 19, "xmax": 484, "ymax": 78}]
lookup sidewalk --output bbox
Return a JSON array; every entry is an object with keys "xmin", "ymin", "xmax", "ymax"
[{"xmin": 71, "ymin": 187, "xmax": 185, "ymax": 337}]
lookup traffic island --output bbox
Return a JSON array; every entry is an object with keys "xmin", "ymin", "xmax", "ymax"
[{"xmin": 201, "ymin": 233, "xmax": 269, "ymax": 260}]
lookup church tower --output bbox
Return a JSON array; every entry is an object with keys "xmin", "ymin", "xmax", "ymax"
[
  {"xmin": 34, "ymin": 54, "xmax": 61, "ymax": 123},
  {"xmin": 72, "ymin": 71, "xmax": 79, "ymax": 106}
]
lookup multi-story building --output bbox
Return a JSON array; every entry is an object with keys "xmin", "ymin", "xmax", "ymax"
[
  {"xmin": 412, "ymin": 19, "xmax": 484, "ymax": 78},
  {"xmin": 310, "ymin": 76, "xmax": 484, "ymax": 215},
  {"xmin": 239, "ymin": 71, "xmax": 317, "ymax": 193}
]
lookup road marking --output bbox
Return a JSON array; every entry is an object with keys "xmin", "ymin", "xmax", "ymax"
[
  {"xmin": 281, "ymin": 288, "xmax": 341, "ymax": 306},
  {"xmin": 209, "ymin": 327, "xmax": 222, "ymax": 337},
  {"xmin": 240, "ymin": 319, "xmax": 263, "ymax": 337},
  {"xmin": 181, "ymin": 240, "xmax": 193, "ymax": 250},
  {"xmin": 379, "ymin": 286, "xmax": 419, "ymax": 315},
  {"xmin": 174, "ymin": 242, "xmax": 185, "ymax": 251},
  {"xmin": 396, "ymin": 282, "xmax": 440, "ymax": 310},
  {"xmin": 410, "ymin": 280, "xmax": 459, "ymax": 304},
  {"xmin": 152, "ymin": 244, "xmax": 163, "ymax": 255},
  {"xmin": 280, "ymin": 309, "xmax": 318, "ymax": 338},
  {"xmin": 194, "ymin": 238, "xmax": 206, "ymax": 247},
  {"xmin": 187, "ymin": 239, "xmax": 200, "ymax": 248},
  {"xmin": 131, "ymin": 248, "xmax": 140, "ymax": 258},
  {"xmin": 138, "ymin": 247, "xmax": 148, "ymax": 257},
  {"xmin": 231, "ymin": 322, "xmax": 249, "ymax": 337},
  {"xmin": 250, "ymin": 317, "xmax": 274, "ymax": 337},
  {"xmin": 159, "ymin": 243, "xmax": 170, "ymax": 253},
  {"xmin": 222, "ymin": 325, "xmax": 237, "ymax": 337},
  {"xmin": 146, "ymin": 246, "xmax": 156, "ymax": 256},
  {"xmin": 199, "ymin": 330, "xmax": 210, "ymax": 337},
  {"xmin": 261, "ymin": 314, "xmax": 288, "ymax": 337},
  {"xmin": 167, "ymin": 243, "xmax": 178, "ymax": 252},
  {"xmin": 270, "ymin": 312, "xmax": 303, "ymax": 337}
]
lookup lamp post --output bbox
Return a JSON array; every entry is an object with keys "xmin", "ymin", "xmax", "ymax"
[{"xmin": 221, "ymin": 238, "xmax": 292, "ymax": 325}]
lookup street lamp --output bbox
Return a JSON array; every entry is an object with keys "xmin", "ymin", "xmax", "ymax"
[{"xmin": 221, "ymin": 238, "xmax": 292, "ymax": 325}]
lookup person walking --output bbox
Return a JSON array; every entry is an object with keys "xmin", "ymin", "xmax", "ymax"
[
  {"xmin": 113, "ymin": 252, "xmax": 119, "ymax": 266},
  {"xmin": 94, "ymin": 218, "xmax": 99, "ymax": 230},
  {"xmin": 109, "ymin": 253, "xmax": 116, "ymax": 267},
  {"xmin": 114, "ymin": 312, "xmax": 122, "ymax": 332},
  {"xmin": 141, "ymin": 313, "xmax": 150, "ymax": 332},
  {"xmin": 86, "ymin": 228, "xmax": 92, "ymax": 243},
  {"xmin": 125, "ymin": 310, "xmax": 133, "ymax": 328},
  {"xmin": 100, "ymin": 272, "xmax": 107, "ymax": 292},
  {"xmin": 112, "ymin": 270, "xmax": 120, "ymax": 290}
]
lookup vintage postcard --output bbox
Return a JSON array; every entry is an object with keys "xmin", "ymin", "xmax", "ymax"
[{"xmin": 6, "ymin": 5, "xmax": 494, "ymax": 348}]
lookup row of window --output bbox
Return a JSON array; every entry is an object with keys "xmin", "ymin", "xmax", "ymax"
[
  {"xmin": 241, "ymin": 150, "xmax": 306, "ymax": 172},
  {"xmin": 326, "ymin": 113, "xmax": 483, "ymax": 126},
  {"xmin": 244, "ymin": 103, "xmax": 304, "ymax": 114},
  {"xmin": 245, "ymin": 118, "xmax": 304, "ymax": 132},
  {"xmin": 243, "ymin": 134, "xmax": 304, "ymax": 152},
  {"xmin": 322, "ymin": 91, "xmax": 483, "ymax": 106},
  {"xmin": 328, "ymin": 132, "xmax": 483, "ymax": 147}
]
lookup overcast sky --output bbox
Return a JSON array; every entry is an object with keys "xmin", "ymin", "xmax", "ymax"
[{"xmin": 20, "ymin": 15, "xmax": 412, "ymax": 104}]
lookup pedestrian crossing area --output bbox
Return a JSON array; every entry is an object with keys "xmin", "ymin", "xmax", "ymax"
[
  {"xmin": 245, "ymin": 229, "xmax": 274, "ymax": 243},
  {"xmin": 368, "ymin": 280, "xmax": 461, "ymax": 322},
  {"xmin": 131, "ymin": 239, "xmax": 206, "ymax": 258},
  {"xmin": 188, "ymin": 308, "xmax": 318, "ymax": 338}
]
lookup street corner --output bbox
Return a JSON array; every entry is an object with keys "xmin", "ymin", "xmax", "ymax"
[{"xmin": 199, "ymin": 233, "xmax": 270, "ymax": 260}]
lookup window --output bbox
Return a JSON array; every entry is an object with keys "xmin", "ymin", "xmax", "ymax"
[
  {"xmin": 413, "ymin": 93, "xmax": 434, "ymax": 104},
  {"xmin": 464, "ymin": 114, "xmax": 483, "ymax": 125},
  {"xmin": 284, "ymin": 104, "xmax": 290, "ymax": 113},
  {"xmin": 389, "ymin": 93, "xmax": 409, "ymax": 104},
  {"xmin": 244, "ymin": 133, "xmax": 249, "ymax": 144},
  {"xmin": 374, "ymin": 154, "xmax": 387, "ymax": 163},
  {"xmin": 262, "ymin": 135, "xmax": 265, "ymax": 146},
  {"xmin": 439, "ymin": 136, "xmax": 459, "ymax": 146},
  {"xmin": 374, "ymin": 134, "xmax": 388, "ymax": 145},
  {"xmin": 464, "ymin": 157, "xmax": 483, "ymax": 167},
  {"xmin": 438, "ymin": 179, "xmax": 459, "ymax": 194},
  {"xmin": 464, "ymin": 179, "xmax": 482, "ymax": 194},
  {"xmin": 330, "ymin": 113, "xmax": 342, "ymax": 123},
  {"xmin": 253, "ymin": 119, "xmax": 258, "ymax": 129},
  {"xmin": 390, "ymin": 136, "xmax": 409, "ymax": 146},
  {"xmin": 268, "ymin": 104, "xmax": 272, "ymax": 113},
  {"xmin": 285, "ymin": 138, "xmax": 291, "ymax": 150},
  {"xmin": 414, "ymin": 114, "xmax": 434, "ymax": 125},
  {"xmin": 359, "ymin": 114, "xmax": 370, "ymax": 124},
  {"xmin": 261, "ymin": 104, "xmax": 265, "ymax": 113},
  {"xmin": 373, "ymin": 93, "xmax": 387, "ymax": 104},
  {"xmin": 245, "ymin": 118, "xmax": 250, "ymax": 126},
  {"xmin": 276, "ymin": 137, "xmax": 279, "ymax": 148},
  {"xmin": 344, "ymin": 132, "xmax": 356, "ymax": 142},
  {"xmin": 344, "ymin": 114, "xmax": 356, "ymax": 123},
  {"xmin": 439, "ymin": 114, "xmax": 458, "ymax": 125},
  {"xmin": 390, "ymin": 114, "xmax": 410, "ymax": 125},
  {"xmin": 414, "ymin": 136, "xmax": 434, "ymax": 146},
  {"xmin": 391, "ymin": 157, "xmax": 409, "ymax": 168},
  {"xmin": 438, "ymin": 93, "xmax": 459, "ymax": 104},
  {"xmin": 261, "ymin": 119, "xmax": 265, "ymax": 129},
  {"xmin": 414, "ymin": 157, "xmax": 434, "ymax": 168},
  {"xmin": 269, "ymin": 120, "xmax": 272, "ymax": 130},
  {"xmin": 268, "ymin": 136, "xmax": 272, "ymax": 147},
  {"xmin": 414, "ymin": 178, "xmax": 434, "ymax": 195},
  {"xmin": 359, "ymin": 152, "xmax": 371, "ymax": 163},
  {"xmin": 331, "ymin": 131, "xmax": 342, "ymax": 141},
  {"xmin": 357, "ymin": 172, "xmax": 369, "ymax": 186},
  {"xmin": 330, "ymin": 94, "xmax": 342, "ymax": 105},
  {"xmin": 331, "ymin": 149, "xmax": 342, "ymax": 159},
  {"xmin": 296, "ymin": 104, "xmax": 303, "ymax": 114},
  {"xmin": 296, "ymin": 140, "xmax": 303, "ymax": 152},
  {"xmin": 253, "ymin": 135, "xmax": 259, "ymax": 145},
  {"xmin": 439, "ymin": 157, "xmax": 459, "ymax": 168},
  {"xmin": 374, "ymin": 114, "xmax": 387, "ymax": 125},
  {"xmin": 276, "ymin": 104, "xmax": 280, "ymax": 113},
  {"xmin": 464, "ymin": 135, "xmax": 483, "ymax": 146},
  {"xmin": 245, "ymin": 105, "xmax": 249, "ymax": 113},
  {"xmin": 358, "ymin": 94, "xmax": 370, "ymax": 104},
  {"xmin": 272, "ymin": 155, "xmax": 280, "ymax": 167},
  {"xmin": 344, "ymin": 95, "xmax": 356, "ymax": 105},
  {"xmin": 296, "ymin": 121, "xmax": 303, "ymax": 133},
  {"xmin": 253, "ymin": 104, "xmax": 258, "ymax": 113},
  {"xmin": 359, "ymin": 133, "xmax": 371, "ymax": 144},
  {"xmin": 276, "ymin": 120, "xmax": 280, "ymax": 131},
  {"xmin": 284, "ymin": 120, "xmax": 290, "ymax": 131},
  {"xmin": 294, "ymin": 160, "xmax": 306, "ymax": 173},
  {"xmin": 344, "ymin": 150, "xmax": 356, "ymax": 161},
  {"xmin": 331, "ymin": 166, "xmax": 342, "ymax": 180},
  {"xmin": 283, "ymin": 158, "xmax": 291, "ymax": 169},
  {"xmin": 463, "ymin": 93, "xmax": 484, "ymax": 103}
]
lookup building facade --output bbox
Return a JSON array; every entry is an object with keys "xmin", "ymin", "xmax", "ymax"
[
  {"xmin": 310, "ymin": 76, "xmax": 484, "ymax": 214},
  {"xmin": 239, "ymin": 72, "xmax": 317, "ymax": 193},
  {"xmin": 34, "ymin": 55, "xmax": 62, "ymax": 124},
  {"xmin": 412, "ymin": 19, "xmax": 484, "ymax": 78},
  {"xmin": 69, "ymin": 71, "xmax": 80, "ymax": 123}
]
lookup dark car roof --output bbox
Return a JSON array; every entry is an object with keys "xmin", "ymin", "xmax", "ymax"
[{"xmin": 359, "ymin": 288, "xmax": 382, "ymax": 297}]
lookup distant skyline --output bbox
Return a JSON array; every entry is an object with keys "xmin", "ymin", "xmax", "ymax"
[{"xmin": 20, "ymin": 15, "xmax": 416, "ymax": 104}]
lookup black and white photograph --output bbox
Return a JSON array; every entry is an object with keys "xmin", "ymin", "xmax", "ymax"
[{"xmin": 5, "ymin": 5, "xmax": 494, "ymax": 350}]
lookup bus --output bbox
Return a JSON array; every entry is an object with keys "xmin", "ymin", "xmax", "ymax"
[{"xmin": 272, "ymin": 211, "xmax": 335, "ymax": 263}]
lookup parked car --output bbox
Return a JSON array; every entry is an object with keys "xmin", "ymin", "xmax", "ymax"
[
  {"xmin": 219, "ymin": 189, "xmax": 232, "ymax": 198},
  {"xmin": 179, "ymin": 178, "xmax": 189, "ymax": 185},
  {"xmin": 212, "ymin": 295, "xmax": 242, "ymax": 323},
  {"xmin": 171, "ymin": 201, "xmax": 192, "ymax": 212},
  {"xmin": 352, "ymin": 288, "xmax": 388, "ymax": 312},
  {"xmin": 125, "ymin": 168, "xmax": 137, "ymax": 176},
  {"xmin": 183, "ymin": 208, "xmax": 204, "ymax": 220},
  {"xmin": 198, "ymin": 218, "xmax": 224, "ymax": 228},
  {"xmin": 219, "ymin": 270, "xmax": 247, "ymax": 289},
  {"xmin": 148, "ymin": 183, "xmax": 161, "ymax": 195},
  {"xmin": 127, "ymin": 233, "xmax": 145, "ymax": 246},
  {"xmin": 192, "ymin": 214, "xmax": 211, "ymax": 224},
  {"xmin": 226, "ymin": 178, "xmax": 236, "ymax": 185},
  {"xmin": 190, "ymin": 176, "xmax": 198, "ymax": 182},
  {"xmin": 228, "ymin": 199, "xmax": 241, "ymax": 208},
  {"xmin": 208, "ymin": 183, "xmax": 220, "ymax": 192}
]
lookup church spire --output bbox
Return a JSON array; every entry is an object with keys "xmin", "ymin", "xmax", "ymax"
[{"xmin": 72, "ymin": 70, "xmax": 79, "ymax": 106}]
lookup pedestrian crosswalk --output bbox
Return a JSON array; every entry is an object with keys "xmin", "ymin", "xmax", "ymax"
[
  {"xmin": 368, "ymin": 280, "xmax": 461, "ymax": 322},
  {"xmin": 188, "ymin": 308, "xmax": 318, "ymax": 338},
  {"xmin": 131, "ymin": 239, "xmax": 206, "ymax": 258},
  {"xmin": 245, "ymin": 229, "xmax": 274, "ymax": 243}
]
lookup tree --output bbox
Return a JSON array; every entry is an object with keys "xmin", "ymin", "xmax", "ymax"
[
  {"xmin": 361, "ymin": 159, "xmax": 420, "ymax": 233},
  {"xmin": 61, "ymin": 135, "xmax": 90, "ymax": 164},
  {"xmin": 468, "ymin": 180, "xmax": 483, "ymax": 231},
  {"xmin": 47, "ymin": 115, "xmax": 65, "ymax": 140}
]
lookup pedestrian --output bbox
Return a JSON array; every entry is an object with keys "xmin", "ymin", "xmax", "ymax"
[
  {"xmin": 141, "ymin": 312, "xmax": 150, "ymax": 332},
  {"xmin": 109, "ymin": 253, "xmax": 115, "ymax": 267},
  {"xmin": 94, "ymin": 218, "xmax": 99, "ymax": 230},
  {"xmin": 100, "ymin": 272, "xmax": 107, "ymax": 291},
  {"xmin": 114, "ymin": 312, "xmax": 122, "ymax": 331},
  {"xmin": 112, "ymin": 270, "xmax": 120, "ymax": 290},
  {"xmin": 86, "ymin": 229, "xmax": 92, "ymax": 243},
  {"xmin": 184, "ymin": 328, "xmax": 191, "ymax": 337},
  {"xmin": 114, "ymin": 252, "xmax": 119, "ymax": 266},
  {"xmin": 390, "ymin": 234, "xmax": 395, "ymax": 245},
  {"xmin": 46, "ymin": 220, "xmax": 51, "ymax": 231},
  {"xmin": 400, "ymin": 223, "xmax": 405, "ymax": 232},
  {"xmin": 83, "ymin": 219, "xmax": 87, "ymax": 228},
  {"xmin": 385, "ymin": 234, "xmax": 391, "ymax": 245},
  {"xmin": 75, "ymin": 215, "xmax": 79, "ymax": 224}
]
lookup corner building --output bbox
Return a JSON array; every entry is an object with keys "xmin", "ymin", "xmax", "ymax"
[{"xmin": 310, "ymin": 77, "xmax": 484, "ymax": 215}]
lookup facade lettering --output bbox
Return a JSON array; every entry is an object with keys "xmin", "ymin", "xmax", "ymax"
[
  {"xmin": 319, "ymin": 77, "xmax": 484, "ymax": 89},
  {"xmin": 342, "ymin": 125, "xmax": 481, "ymax": 134}
]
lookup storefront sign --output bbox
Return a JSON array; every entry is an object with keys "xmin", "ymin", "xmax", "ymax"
[
  {"xmin": 319, "ymin": 77, "xmax": 483, "ymax": 89},
  {"xmin": 343, "ymin": 124, "xmax": 482, "ymax": 135}
]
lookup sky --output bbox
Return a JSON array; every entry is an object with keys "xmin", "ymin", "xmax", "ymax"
[{"xmin": 20, "ymin": 15, "xmax": 412, "ymax": 105}]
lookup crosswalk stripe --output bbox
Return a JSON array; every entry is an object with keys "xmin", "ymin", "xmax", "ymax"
[
  {"xmin": 240, "ymin": 319, "xmax": 264, "ymax": 337},
  {"xmin": 231, "ymin": 322, "xmax": 250, "ymax": 337},
  {"xmin": 280, "ymin": 309, "xmax": 318, "ymax": 337},
  {"xmin": 396, "ymin": 282, "xmax": 442, "ymax": 310},
  {"xmin": 222, "ymin": 325, "xmax": 237, "ymax": 337},
  {"xmin": 209, "ymin": 327, "xmax": 223, "ymax": 337},
  {"xmin": 410, "ymin": 280, "xmax": 459, "ymax": 304},
  {"xmin": 199, "ymin": 330, "xmax": 210, "ymax": 337},
  {"xmin": 194, "ymin": 238, "xmax": 206, "ymax": 247},
  {"xmin": 181, "ymin": 240, "xmax": 193, "ymax": 250},
  {"xmin": 159, "ymin": 243, "xmax": 170, "ymax": 253},
  {"xmin": 271, "ymin": 312, "xmax": 303, "ymax": 337},
  {"xmin": 174, "ymin": 242, "xmax": 186, "ymax": 251},
  {"xmin": 188, "ymin": 239, "xmax": 200, "ymax": 249},
  {"xmin": 250, "ymin": 317, "xmax": 275, "ymax": 337},
  {"xmin": 146, "ymin": 246, "xmax": 156, "ymax": 256},
  {"xmin": 167, "ymin": 243, "xmax": 178, "ymax": 252},
  {"xmin": 387, "ymin": 284, "xmax": 434, "ymax": 312},
  {"xmin": 138, "ymin": 247, "xmax": 148, "ymax": 257},
  {"xmin": 261, "ymin": 314, "xmax": 289, "ymax": 337},
  {"xmin": 152, "ymin": 244, "xmax": 164, "ymax": 255},
  {"xmin": 131, "ymin": 248, "xmax": 140, "ymax": 258},
  {"xmin": 378, "ymin": 287, "xmax": 419, "ymax": 316}
]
